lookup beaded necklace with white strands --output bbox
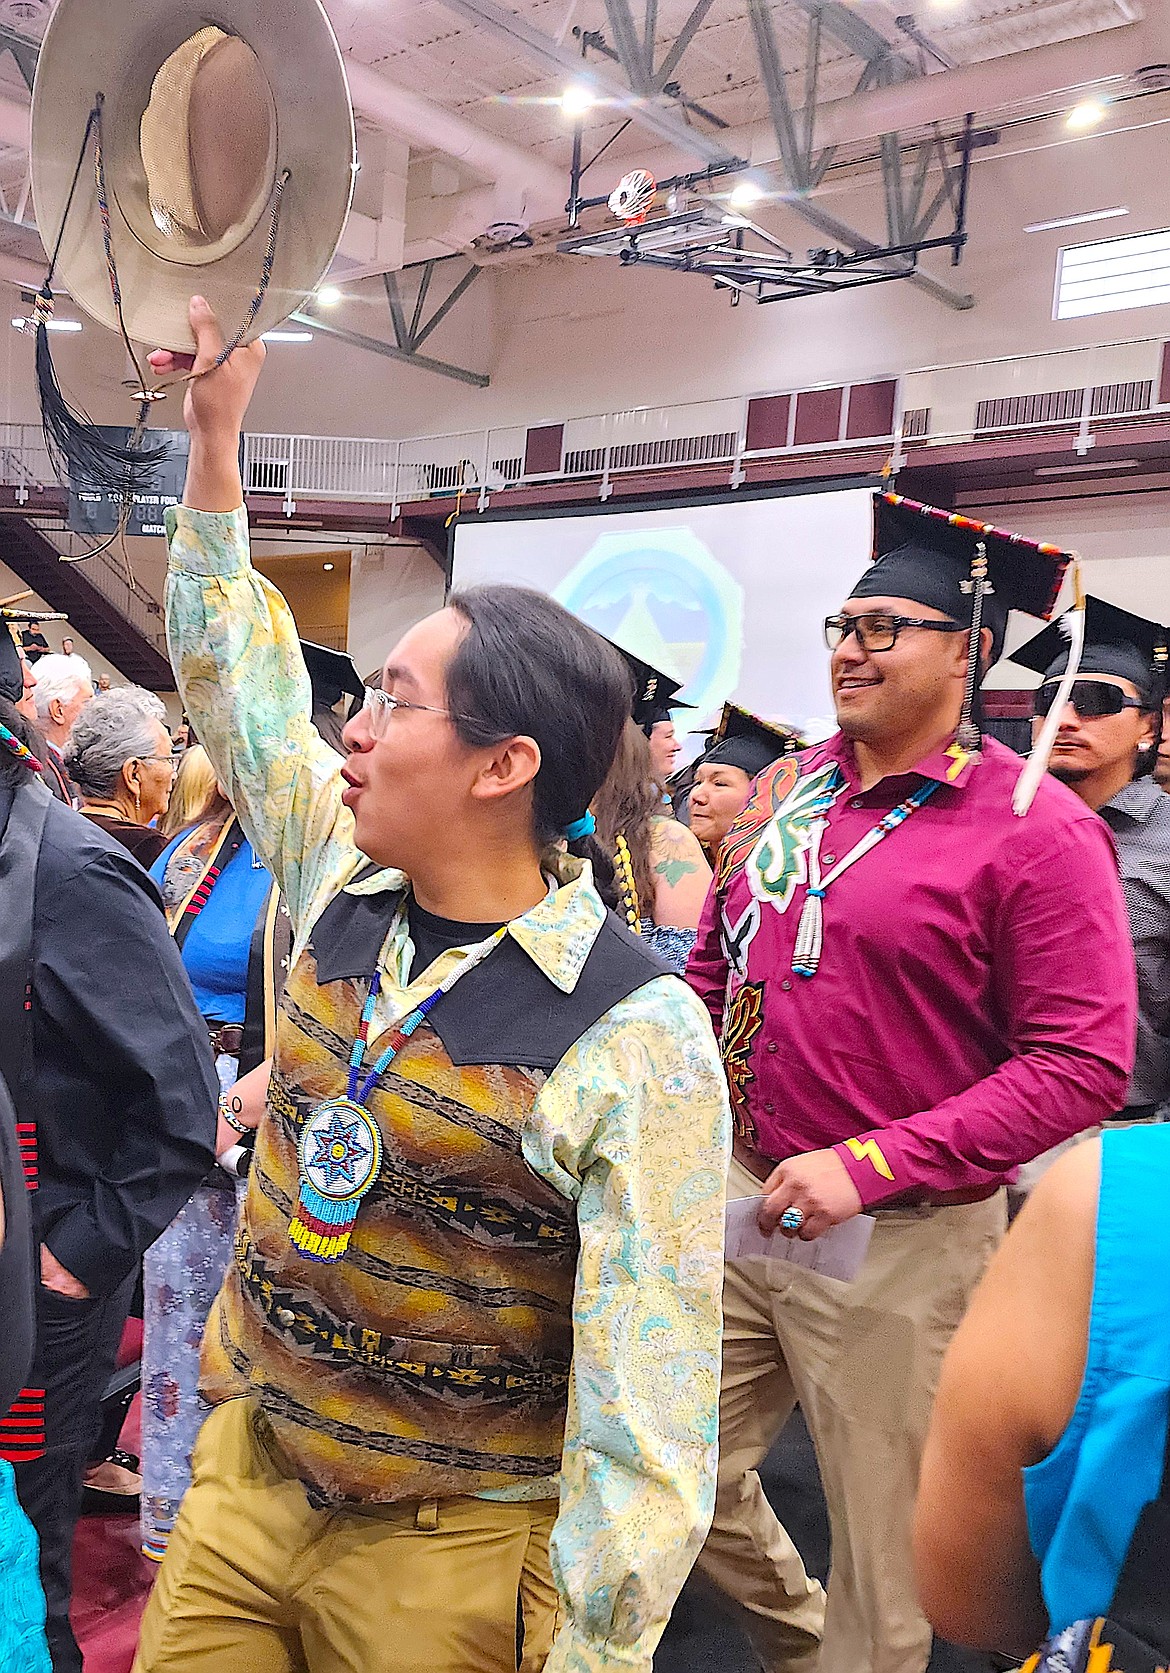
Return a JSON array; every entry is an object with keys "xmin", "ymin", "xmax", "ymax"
[{"xmin": 790, "ymin": 770, "xmax": 941, "ymax": 979}]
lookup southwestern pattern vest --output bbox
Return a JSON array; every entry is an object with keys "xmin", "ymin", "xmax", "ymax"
[{"xmin": 201, "ymin": 881, "xmax": 665, "ymax": 1505}]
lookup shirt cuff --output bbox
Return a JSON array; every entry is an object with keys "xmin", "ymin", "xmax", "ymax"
[
  {"xmin": 834, "ymin": 1134, "xmax": 905, "ymax": 1208},
  {"xmin": 165, "ymin": 503, "xmax": 251, "ymax": 576},
  {"xmin": 545, "ymin": 1625, "xmax": 652, "ymax": 1673}
]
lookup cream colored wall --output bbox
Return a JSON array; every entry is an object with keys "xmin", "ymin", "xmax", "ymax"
[
  {"xmin": 345, "ymin": 540, "xmax": 446, "ymax": 675},
  {"xmin": 3, "ymin": 113, "xmax": 1168, "ymax": 446}
]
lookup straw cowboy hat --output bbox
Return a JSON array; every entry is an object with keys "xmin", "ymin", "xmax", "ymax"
[{"xmin": 30, "ymin": 0, "xmax": 356, "ymax": 351}]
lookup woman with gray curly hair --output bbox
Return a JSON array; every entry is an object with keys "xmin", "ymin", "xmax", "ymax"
[{"xmin": 65, "ymin": 687, "xmax": 177, "ymax": 867}]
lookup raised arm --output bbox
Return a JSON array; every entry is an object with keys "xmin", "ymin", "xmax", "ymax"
[{"xmin": 151, "ymin": 298, "xmax": 356, "ymax": 932}]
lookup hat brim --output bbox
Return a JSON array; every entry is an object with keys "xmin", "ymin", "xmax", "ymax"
[{"xmin": 31, "ymin": 0, "xmax": 355, "ymax": 351}]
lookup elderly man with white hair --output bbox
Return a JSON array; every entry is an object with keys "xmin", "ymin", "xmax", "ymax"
[{"xmin": 32, "ymin": 652, "xmax": 93, "ymax": 805}]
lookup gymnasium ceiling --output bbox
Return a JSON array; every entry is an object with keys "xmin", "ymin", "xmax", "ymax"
[{"xmin": 0, "ymin": 0, "xmax": 1162, "ymax": 288}]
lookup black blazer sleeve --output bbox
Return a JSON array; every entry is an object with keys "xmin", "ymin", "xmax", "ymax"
[{"xmin": 33, "ymin": 847, "xmax": 219, "ymax": 1294}]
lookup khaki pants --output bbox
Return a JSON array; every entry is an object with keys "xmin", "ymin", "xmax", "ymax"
[
  {"xmin": 696, "ymin": 1158, "xmax": 1005, "ymax": 1673},
  {"xmin": 134, "ymin": 1398, "xmax": 561, "ymax": 1673}
]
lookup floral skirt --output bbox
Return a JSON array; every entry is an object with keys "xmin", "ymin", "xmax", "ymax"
[{"xmin": 140, "ymin": 1166, "xmax": 244, "ymax": 1560}]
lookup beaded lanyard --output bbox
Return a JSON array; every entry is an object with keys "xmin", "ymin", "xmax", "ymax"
[
  {"xmin": 790, "ymin": 775, "xmax": 941, "ymax": 978},
  {"xmin": 289, "ymin": 924, "xmax": 508, "ymax": 1263}
]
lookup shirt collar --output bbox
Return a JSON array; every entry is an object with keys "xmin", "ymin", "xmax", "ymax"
[
  {"xmin": 1102, "ymin": 777, "xmax": 1166, "ymax": 825},
  {"xmin": 824, "ymin": 729, "xmax": 978, "ymax": 792},
  {"xmin": 342, "ymin": 851, "xmax": 606, "ymax": 994}
]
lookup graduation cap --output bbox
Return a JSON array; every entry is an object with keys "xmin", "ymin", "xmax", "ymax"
[
  {"xmin": 850, "ymin": 492, "xmax": 1078, "ymax": 792},
  {"xmin": 300, "ymin": 640, "xmax": 365, "ymax": 709},
  {"xmin": 1011, "ymin": 597, "xmax": 1169, "ymax": 709},
  {"xmin": 0, "ymin": 619, "xmax": 23, "ymax": 705},
  {"xmin": 852, "ymin": 493, "xmax": 1073, "ymax": 664},
  {"xmin": 698, "ymin": 704, "xmax": 804, "ymax": 778},
  {"xmin": 607, "ymin": 643, "xmax": 694, "ymax": 734}
]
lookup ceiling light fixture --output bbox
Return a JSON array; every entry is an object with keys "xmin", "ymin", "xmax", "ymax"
[
  {"xmin": 316, "ymin": 285, "xmax": 343, "ymax": 307},
  {"xmin": 323, "ymin": 561, "xmax": 335, "ymax": 570},
  {"xmin": 261, "ymin": 329, "xmax": 314, "ymax": 343},
  {"xmin": 1024, "ymin": 206, "xmax": 1129, "ymax": 233},
  {"xmin": 11, "ymin": 316, "xmax": 82, "ymax": 332},
  {"xmin": 729, "ymin": 180, "xmax": 764, "ymax": 210},
  {"xmin": 1066, "ymin": 99, "xmax": 1107, "ymax": 131},
  {"xmin": 561, "ymin": 85, "xmax": 594, "ymax": 119}
]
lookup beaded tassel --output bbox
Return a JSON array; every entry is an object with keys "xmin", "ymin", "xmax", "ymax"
[
  {"xmin": 0, "ymin": 722, "xmax": 42, "ymax": 773},
  {"xmin": 791, "ymin": 887, "xmax": 826, "ymax": 978},
  {"xmin": 614, "ymin": 832, "xmax": 642, "ymax": 933},
  {"xmin": 955, "ymin": 540, "xmax": 991, "ymax": 758}
]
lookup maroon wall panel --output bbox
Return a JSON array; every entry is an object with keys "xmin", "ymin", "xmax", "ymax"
[
  {"xmin": 793, "ymin": 387, "xmax": 843, "ymax": 446},
  {"xmin": 845, "ymin": 379, "xmax": 897, "ymax": 440},
  {"xmin": 524, "ymin": 424, "xmax": 564, "ymax": 475},
  {"xmin": 1160, "ymin": 343, "xmax": 1170, "ymax": 407},
  {"xmin": 982, "ymin": 690, "xmax": 1034, "ymax": 720},
  {"xmin": 745, "ymin": 394, "xmax": 791, "ymax": 451}
]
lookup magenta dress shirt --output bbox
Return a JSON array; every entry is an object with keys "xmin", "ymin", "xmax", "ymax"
[{"xmin": 686, "ymin": 732, "xmax": 1136, "ymax": 1207}]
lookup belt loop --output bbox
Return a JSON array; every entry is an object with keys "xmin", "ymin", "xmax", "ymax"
[{"xmin": 415, "ymin": 1498, "xmax": 439, "ymax": 1531}]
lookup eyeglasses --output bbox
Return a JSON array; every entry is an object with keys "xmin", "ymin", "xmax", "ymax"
[
  {"xmin": 1034, "ymin": 680, "xmax": 1146, "ymax": 720},
  {"xmin": 138, "ymin": 752, "xmax": 184, "ymax": 775},
  {"xmin": 823, "ymin": 613, "xmax": 967, "ymax": 653},
  {"xmin": 360, "ymin": 685, "xmax": 478, "ymax": 741}
]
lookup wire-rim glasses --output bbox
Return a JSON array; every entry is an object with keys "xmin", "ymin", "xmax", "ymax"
[{"xmin": 361, "ymin": 685, "xmax": 479, "ymax": 740}]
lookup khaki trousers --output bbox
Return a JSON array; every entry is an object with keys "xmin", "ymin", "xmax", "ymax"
[
  {"xmin": 696, "ymin": 1158, "xmax": 1005, "ymax": 1673},
  {"xmin": 134, "ymin": 1398, "xmax": 560, "ymax": 1673}
]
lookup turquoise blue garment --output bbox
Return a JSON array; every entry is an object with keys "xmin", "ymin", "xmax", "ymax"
[
  {"xmin": 150, "ymin": 831, "xmax": 273, "ymax": 1024},
  {"xmin": 0, "ymin": 1459, "xmax": 51, "ymax": 1671},
  {"xmin": 1023, "ymin": 1124, "xmax": 1170, "ymax": 1634}
]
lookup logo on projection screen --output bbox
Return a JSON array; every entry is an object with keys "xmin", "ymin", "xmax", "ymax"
[{"xmin": 554, "ymin": 528, "xmax": 743, "ymax": 720}]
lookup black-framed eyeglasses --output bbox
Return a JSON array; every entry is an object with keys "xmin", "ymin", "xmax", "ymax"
[
  {"xmin": 1034, "ymin": 679, "xmax": 1146, "ymax": 720},
  {"xmin": 823, "ymin": 612, "xmax": 966, "ymax": 653}
]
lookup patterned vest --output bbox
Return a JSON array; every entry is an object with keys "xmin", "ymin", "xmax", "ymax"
[{"xmin": 201, "ymin": 881, "xmax": 665, "ymax": 1505}]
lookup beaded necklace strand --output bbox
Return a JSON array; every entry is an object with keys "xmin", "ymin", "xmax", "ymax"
[{"xmin": 791, "ymin": 779, "xmax": 941, "ymax": 978}]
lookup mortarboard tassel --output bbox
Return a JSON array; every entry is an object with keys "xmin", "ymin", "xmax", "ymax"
[
  {"xmin": 1012, "ymin": 559, "xmax": 1086, "ymax": 817},
  {"xmin": 955, "ymin": 540, "xmax": 991, "ymax": 759}
]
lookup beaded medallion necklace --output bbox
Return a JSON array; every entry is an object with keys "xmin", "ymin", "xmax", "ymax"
[{"xmin": 289, "ymin": 924, "xmax": 507, "ymax": 1263}]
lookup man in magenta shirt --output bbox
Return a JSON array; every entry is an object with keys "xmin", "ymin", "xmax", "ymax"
[{"xmin": 686, "ymin": 493, "xmax": 1136, "ymax": 1673}]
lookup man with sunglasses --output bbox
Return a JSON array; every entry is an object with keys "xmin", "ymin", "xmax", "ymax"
[
  {"xmin": 1014, "ymin": 597, "xmax": 1170, "ymax": 1127},
  {"xmin": 686, "ymin": 493, "xmax": 1135, "ymax": 1673}
]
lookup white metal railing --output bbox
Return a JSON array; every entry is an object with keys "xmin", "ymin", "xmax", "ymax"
[{"xmin": 3, "ymin": 337, "xmax": 1168, "ymax": 524}]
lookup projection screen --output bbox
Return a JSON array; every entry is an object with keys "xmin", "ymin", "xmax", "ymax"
[{"xmin": 451, "ymin": 484, "xmax": 877, "ymax": 744}]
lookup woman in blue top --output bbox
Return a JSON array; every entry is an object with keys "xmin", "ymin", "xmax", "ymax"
[
  {"xmin": 141, "ymin": 749, "xmax": 289, "ymax": 1560},
  {"xmin": 913, "ymin": 1125, "xmax": 1170, "ymax": 1660}
]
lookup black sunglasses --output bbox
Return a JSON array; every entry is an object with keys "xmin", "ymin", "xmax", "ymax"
[
  {"xmin": 1034, "ymin": 679, "xmax": 1146, "ymax": 720},
  {"xmin": 823, "ymin": 613, "xmax": 966, "ymax": 653}
]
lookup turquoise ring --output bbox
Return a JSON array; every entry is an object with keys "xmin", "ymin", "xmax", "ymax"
[{"xmin": 780, "ymin": 1207, "xmax": 805, "ymax": 1233}]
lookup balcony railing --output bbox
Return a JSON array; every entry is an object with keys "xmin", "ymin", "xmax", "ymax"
[{"xmin": 2, "ymin": 337, "xmax": 1167, "ymax": 528}]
